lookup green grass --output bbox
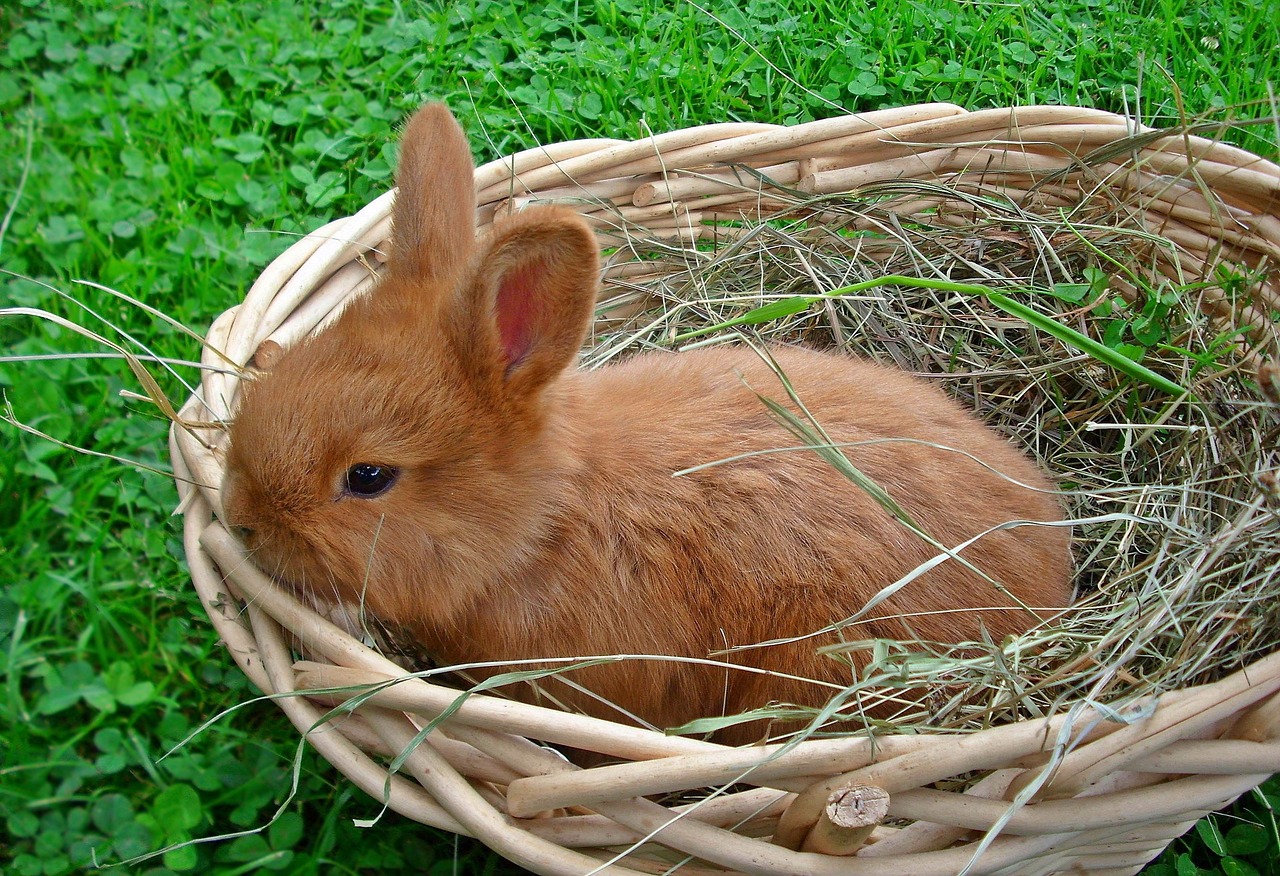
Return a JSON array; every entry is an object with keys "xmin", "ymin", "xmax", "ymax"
[{"xmin": 1, "ymin": 0, "xmax": 1278, "ymax": 873}]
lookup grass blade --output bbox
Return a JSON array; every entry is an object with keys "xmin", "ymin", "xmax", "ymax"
[{"xmin": 675, "ymin": 275, "xmax": 1193, "ymax": 398}]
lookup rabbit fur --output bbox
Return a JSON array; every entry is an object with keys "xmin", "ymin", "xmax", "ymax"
[{"xmin": 222, "ymin": 104, "xmax": 1073, "ymax": 743}]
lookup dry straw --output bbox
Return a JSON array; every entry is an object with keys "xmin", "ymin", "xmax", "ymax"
[{"xmin": 172, "ymin": 104, "xmax": 1280, "ymax": 875}]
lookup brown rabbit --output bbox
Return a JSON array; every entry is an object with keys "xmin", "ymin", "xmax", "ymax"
[{"xmin": 221, "ymin": 104, "xmax": 1072, "ymax": 743}]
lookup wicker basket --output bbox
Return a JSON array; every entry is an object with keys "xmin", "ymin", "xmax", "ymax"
[{"xmin": 171, "ymin": 104, "xmax": 1280, "ymax": 876}]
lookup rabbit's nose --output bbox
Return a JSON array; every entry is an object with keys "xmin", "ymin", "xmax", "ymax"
[{"xmin": 231, "ymin": 524, "xmax": 255, "ymax": 544}]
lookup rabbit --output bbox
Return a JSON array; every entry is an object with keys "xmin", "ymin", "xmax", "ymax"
[{"xmin": 221, "ymin": 103, "xmax": 1073, "ymax": 745}]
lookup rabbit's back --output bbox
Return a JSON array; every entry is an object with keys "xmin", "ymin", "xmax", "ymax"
[{"xmin": 416, "ymin": 345, "xmax": 1071, "ymax": 737}]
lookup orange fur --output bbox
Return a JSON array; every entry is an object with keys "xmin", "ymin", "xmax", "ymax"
[{"xmin": 222, "ymin": 104, "xmax": 1073, "ymax": 744}]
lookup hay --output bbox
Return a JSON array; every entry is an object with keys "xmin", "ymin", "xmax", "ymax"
[
  {"xmin": 578, "ymin": 177, "xmax": 1280, "ymax": 737},
  {"xmin": 171, "ymin": 104, "xmax": 1280, "ymax": 876}
]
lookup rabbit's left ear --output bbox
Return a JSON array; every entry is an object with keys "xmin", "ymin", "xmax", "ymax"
[
  {"xmin": 389, "ymin": 103, "xmax": 478, "ymax": 289},
  {"xmin": 449, "ymin": 208, "xmax": 600, "ymax": 402}
]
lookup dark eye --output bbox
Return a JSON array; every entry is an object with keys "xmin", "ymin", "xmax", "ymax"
[{"xmin": 344, "ymin": 464, "xmax": 399, "ymax": 498}]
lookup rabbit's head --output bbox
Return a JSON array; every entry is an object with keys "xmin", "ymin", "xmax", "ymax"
[{"xmin": 222, "ymin": 104, "xmax": 600, "ymax": 630}]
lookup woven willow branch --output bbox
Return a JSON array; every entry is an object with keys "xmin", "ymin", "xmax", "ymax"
[{"xmin": 173, "ymin": 104, "xmax": 1280, "ymax": 876}]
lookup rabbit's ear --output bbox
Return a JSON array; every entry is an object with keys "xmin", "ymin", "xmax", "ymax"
[
  {"xmin": 389, "ymin": 103, "xmax": 477, "ymax": 288},
  {"xmin": 453, "ymin": 208, "xmax": 599, "ymax": 401}
]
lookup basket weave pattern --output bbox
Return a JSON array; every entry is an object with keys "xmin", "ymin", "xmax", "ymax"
[{"xmin": 172, "ymin": 104, "xmax": 1280, "ymax": 876}]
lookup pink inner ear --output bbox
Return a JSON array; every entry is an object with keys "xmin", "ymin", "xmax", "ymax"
[{"xmin": 495, "ymin": 261, "xmax": 542, "ymax": 368}]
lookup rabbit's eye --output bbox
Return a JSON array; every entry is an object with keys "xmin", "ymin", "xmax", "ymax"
[{"xmin": 345, "ymin": 464, "xmax": 399, "ymax": 498}]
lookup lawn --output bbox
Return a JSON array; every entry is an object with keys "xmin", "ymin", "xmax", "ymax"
[{"xmin": 2, "ymin": 1, "xmax": 1278, "ymax": 874}]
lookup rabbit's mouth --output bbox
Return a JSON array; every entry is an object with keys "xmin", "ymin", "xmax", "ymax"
[
  {"xmin": 260, "ymin": 560, "xmax": 397, "ymax": 635},
  {"xmin": 272, "ymin": 575, "xmax": 372, "ymax": 632},
  {"xmin": 294, "ymin": 593, "xmax": 436, "ymax": 671},
  {"xmin": 232, "ymin": 527, "xmax": 353, "ymax": 606}
]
